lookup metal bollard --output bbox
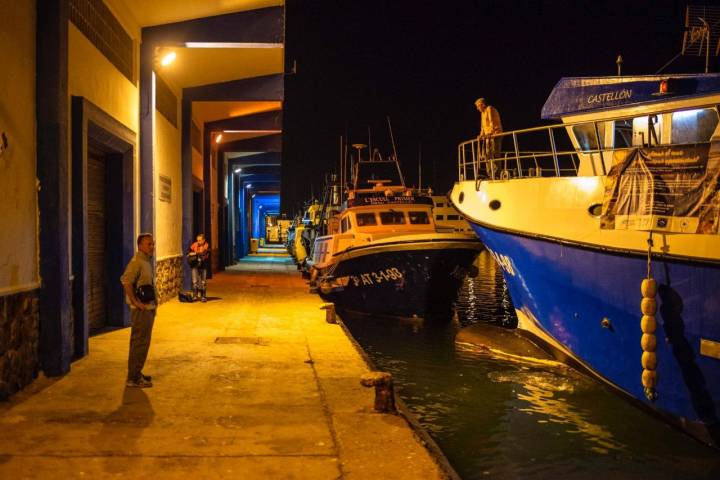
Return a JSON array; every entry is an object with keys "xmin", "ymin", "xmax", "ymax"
[
  {"xmin": 360, "ymin": 371, "xmax": 396, "ymax": 413},
  {"xmin": 320, "ymin": 303, "xmax": 336, "ymax": 324}
]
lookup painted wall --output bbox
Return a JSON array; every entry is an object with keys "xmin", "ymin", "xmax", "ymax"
[
  {"xmin": 192, "ymin": 148, "xmax": 203, "ymax": 182},
  {"xmin": 0, "ymin": 0, "xmax": 38, "ymax": 293},
  {"xmin": 252, "ymin": 194, "xmax": 280, "ymax": 239},
  {"xmin": 68, "ymin": 21, "xmax": 141, "ymax": 260},
  {"xmin": 154, "ymin": 75, "xmax": 183, "ymax": 258},
  {"xmin": 68, "ymin": 24, "xmax": 139, "ymax": 133}
]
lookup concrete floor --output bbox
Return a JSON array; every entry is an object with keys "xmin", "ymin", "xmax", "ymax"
[{"xmin": 0, "ymin": 254, "xmax": 446, "ymax": 479}]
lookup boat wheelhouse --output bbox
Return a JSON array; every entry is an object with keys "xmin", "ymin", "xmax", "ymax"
[
  {"xmin": 450, "ymin": 74, "xmax": 720, "ymax": 447},
  {"xmin": 311, "ymin": 146, "xmax": 482, "ymax": 318}
]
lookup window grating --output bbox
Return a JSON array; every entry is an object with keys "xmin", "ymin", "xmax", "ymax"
[{"xmin": 69, "ymin": 0, "xmax": 134, "ymax": 82}]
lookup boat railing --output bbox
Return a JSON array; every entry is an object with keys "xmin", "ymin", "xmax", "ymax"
[{"xmin": 458, "ymin": 119, "xmax": 622, "ymax": 183}]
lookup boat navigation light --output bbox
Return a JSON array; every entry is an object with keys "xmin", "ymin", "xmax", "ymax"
[{"xmin": 659, "ymin": 80, "xmax": 668, "ymax": 94}]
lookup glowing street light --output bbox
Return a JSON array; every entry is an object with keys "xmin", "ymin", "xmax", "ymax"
[{"xmin": 160, "ymin": 50, "xmax": 176, "ymax": 66}]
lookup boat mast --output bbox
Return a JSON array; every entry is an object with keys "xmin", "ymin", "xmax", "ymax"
[
  {"xmin": 418, "ymin": 143, "xmax": 422, "ymax": 191},
  {"xmin": 387, "ymin": 116, "xmax": 405, "ymax": 187},
  {"xmin": 351, "ymin": 143, "xmax": 366, "ymax": 190}
]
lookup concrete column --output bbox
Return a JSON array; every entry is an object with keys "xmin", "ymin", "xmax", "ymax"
[
  {"xmin": 181, "ymin": 97, "xmax": 193, "ymax": 290},
  {"xmin": 36, "ymin": 0, "xmax": 72, "ymax": 375},
  {"xmin": 139, "ymin": 40, "xmax": 155, "ymax": 235}
]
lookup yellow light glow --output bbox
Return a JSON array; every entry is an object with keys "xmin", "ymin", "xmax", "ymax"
[
  {"xmin": 571, "ymin": 176, "xmax": 599, "ymax": 193},
  {"xmin": 215, "ymin": 133, "xmax": 223, "ymax": 144},
  {"xmin": 160, "ymin": 51, "xmax": 176, "ymax": 66}
]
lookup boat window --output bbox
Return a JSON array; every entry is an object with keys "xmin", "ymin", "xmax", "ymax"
[
  {"xmin": 613, "ymin": 119, "xmax": 633, "ymax": 148},
  {"xmin": 355, "ymin": 213, "xmax": 377, "ymax": 226},
  {"xmin": 380, "ymin": 211, "xmax": 406, "ymax": 225},
  {"xmin": 408, "ymin": 211, "xmax": 430, "ymax": 224},
  {"xmin": 671, "ymin": 108, "xmax": 718, "ymax": 144},
  {"xmin": 631, "ymin": 115, "xmax": 664, "ymax": 146},
  {"xmin": 447, "ymin": 214, "xmax": 460, "ymax": 220},
  {"xmin": 572, "ymin": 122, "xmax": 606, "ymax": 151},
  {"xmin": 341, "ymin": 216, "xmax": 351, "ymax": 233},
  {"xmin": 436, "ymin": 215, "xmax": 444, "ymax": 220}
]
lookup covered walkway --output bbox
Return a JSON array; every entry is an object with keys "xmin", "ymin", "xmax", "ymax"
[{"xmin": 0, "ymin": 255, "xmax": 445, "ymax": 479}]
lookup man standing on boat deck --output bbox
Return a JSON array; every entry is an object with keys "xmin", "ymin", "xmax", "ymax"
[{"xmin": 475, "ymin": 98, "xmax": 503, "ymax": 175}]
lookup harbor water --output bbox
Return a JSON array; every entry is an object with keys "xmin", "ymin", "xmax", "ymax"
[{"xmin": 339, "ymin": 251, "xmax": 720, "ymax": 479}]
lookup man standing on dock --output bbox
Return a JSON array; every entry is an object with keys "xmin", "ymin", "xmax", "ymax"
[
  {"xmin": 475, "ymin": 98, "xmax": 503, "ymax": 172},
  {"xmin": 120, "ymin": 233, "xmax": 157, "ymax": 388}
]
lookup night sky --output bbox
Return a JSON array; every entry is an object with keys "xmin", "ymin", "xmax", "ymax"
[{"xmin": 281, "ymin": 0, "xmax": 714, "ymax": 215}]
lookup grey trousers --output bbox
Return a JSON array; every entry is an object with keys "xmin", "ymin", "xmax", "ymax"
[
  {"xmin": 191, "ymin": 267, "xmax": 207, "ymax": 290},
  {"xmin": 127, "ymin": 308, "xmax": 156, "ymax": 381}
]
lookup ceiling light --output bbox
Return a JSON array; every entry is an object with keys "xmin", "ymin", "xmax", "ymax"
[
  {"xmin": 215, "ymin": 133, "xmax": 223, "ymax": 144},
  {"xmin": 246, "ymin": 184, "xmax": 252, "ymax": 188},
  {"xmin": 234, "ymin": 168, "xmax": 242, "ymax": 173},
  {"xmin": 160, "ymin": 50, "xmax": 176, "ymax": 66},
  {"xmin": 185, "ymin": 42, "xmax": 283, "ymax": 49},
  {"xmin": 222, "ymin": 130, "xmax": 282, "ymax": 134}
]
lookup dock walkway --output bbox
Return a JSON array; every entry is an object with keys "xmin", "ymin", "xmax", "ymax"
[{"xmin": 0, "ymin": 254, "xmax": 445, "ymax": 479}]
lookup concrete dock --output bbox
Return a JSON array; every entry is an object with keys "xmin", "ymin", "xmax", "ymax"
[{"xmin": 0, "ymin": 254, "xmax": 446, "ymax": 479}]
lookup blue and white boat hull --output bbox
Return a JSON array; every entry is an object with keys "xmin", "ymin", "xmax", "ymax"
[{"xmin": 451, "ymin": 177, "xmax": 720, "ymax": 446}]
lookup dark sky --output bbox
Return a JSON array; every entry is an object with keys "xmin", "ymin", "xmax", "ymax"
[{"xmin": 281, "ymin": 0, "xmax": 713, "ymax": 215}]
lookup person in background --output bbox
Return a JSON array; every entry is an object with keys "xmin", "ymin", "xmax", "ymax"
[
  {"xmin": 475, "ymin": 98, "xmax": 503, "ymax": 172},
  {"xmin": 120, "ymin": 233, "xmax": 157, "ymax": 388},
  {"xmin": 189, "ymin": 233, "xmax": 210, "ymax": 302}
]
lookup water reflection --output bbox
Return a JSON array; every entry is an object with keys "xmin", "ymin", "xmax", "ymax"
[{"xmin": 339, "ymin": 251, "xmax": 719, "ymax": 480}]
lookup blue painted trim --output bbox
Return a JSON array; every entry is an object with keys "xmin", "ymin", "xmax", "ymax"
[
  {"xmin": 220, "ymin": 134, "xmax": 282, "ymax": 153},
  {"xmin": 37, "ymin": 0, "xmax": 72, "ymax": 376},
  {"xmin": 142, "ymin": 6, "xmax": 284, "ymax": 45},
  {"xmin": 468, "ymin": 220, "xmax": 720, "ymax": 438},
  {"xmin": 181, "ymin": 97, "xmax": 193, "ymax": 291},
  {"xmin": 185, "ymin": 75, "xmax": 284, "ymax": 102},
  {"xmin": 205, "ymin": 110, "xmax": 282, "ymax": 132},
  {"xmin": 541, "ymin": 73, "xmax": 720, "ymax": 119},
  {"xmin": 139, "ymin": 41, "xmax": 154, "ymax": 235}
]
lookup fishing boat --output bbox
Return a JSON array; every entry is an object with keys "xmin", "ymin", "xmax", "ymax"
[
  {"xmin": 311, "ymin": 145, "xmax": 482, "ymax": 317},
  {"xmin": 450, "ymin": 74, "xmax": 720, "ymax": 446}
]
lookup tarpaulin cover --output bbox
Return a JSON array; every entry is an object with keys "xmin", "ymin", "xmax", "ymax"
[
  {"xmin": 600, "ymin": 143, "xmax": 720, "ymax": 234},
  {"xmin": 541, "ymin": 74, "xmax": 720, "ymax": 120}
]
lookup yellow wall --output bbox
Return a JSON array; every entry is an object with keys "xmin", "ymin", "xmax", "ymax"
[
  {"xmin": 68, "ymin": 24, "xmax": 138, "ymax": 133},
  {"xmin": 68, "ymin": 21, "xmax": 141, "ymax": 256},
  {"xmin": 154, "ymin": 75, "xmax": 183, "ymax": 259},
  {"xmin": 192, "ymin": 146, "xmax": 204, "ymax": 182},
  {"xmin": 0, "ymin": 0, "xmax": 37, "ymax": 293}
]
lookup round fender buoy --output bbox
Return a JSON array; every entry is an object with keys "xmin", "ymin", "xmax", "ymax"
[
  {"xmin": 641, "ymin": 351, "xmax": 657, "ymax": 370},
  {"xmin": 641, "ymin": 333, "xmax": 657, "ymax": 352},
  {"xmin": 641, "ymin": 278, "xmax": 657, "ymax": 298},
  {"xmin": 642, "ymin": 369, "xmax": 657, "ymax": 388},
  {"xmin": 641, "ymin": 297, "xmax": 657, "ymax": 316},
  {"xmin": 640, "ymin": 315, "xmax": 656, "ymax": 334}
]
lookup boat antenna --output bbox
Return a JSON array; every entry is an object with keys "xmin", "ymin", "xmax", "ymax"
[
  {"xmin": 386, "ymin": 116, "xmax": 405, "ymax": 187},
  {"xmin": 418, "ymin": 143, "xmax": 422, "ymax": 191},
  {"xmin": 351, "ymin": 144, "xmax": 366, "ymax": 190},
  {"xmin": 368, "ymin": 126, "xmax": 372, "ymax": 163},
  {"xmin": 616, "ymin": 54, "xmax": 623, "ymax": 76},
  {"xmin": 339, "ymin": 135, "xmax": 344, "ymax": 201}
]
